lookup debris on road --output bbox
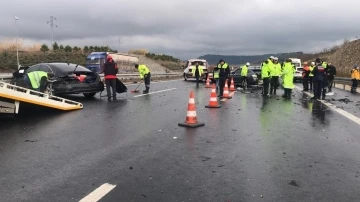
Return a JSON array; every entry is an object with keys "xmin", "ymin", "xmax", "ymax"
[{"xmin": 289, "ymin": 180, "xmax": 299, "ymax": 187}]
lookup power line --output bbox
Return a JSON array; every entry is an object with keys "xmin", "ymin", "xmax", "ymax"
[{"xmin": 47, "ymin": 16, "xmax": 58, "ymax": 47}]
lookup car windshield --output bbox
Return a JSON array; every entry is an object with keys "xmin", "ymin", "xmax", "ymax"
[{"xmin": 86, "ymin": 59, "xmax": 101, "ymax": 65}]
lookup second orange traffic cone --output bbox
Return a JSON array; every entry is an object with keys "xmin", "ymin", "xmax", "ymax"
[
  {"xmin": 205, "ymin": 84, "xmax": 221, "ymax": 108},
  {"xmin": 229, "ymin": 77, "xmax": 236, "ymax": 91},
  {"xmin": 178, "ymin": 91, "xmax": 205, "ymax": 128},
  {"xmin": 221, "ymin": 79, "xmax": 232, "ymax": 99}
]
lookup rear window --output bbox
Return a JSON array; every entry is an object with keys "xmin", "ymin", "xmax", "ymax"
[{"xmin": 190, "ymin": 61, "xmax": 205, "ymax": 66}]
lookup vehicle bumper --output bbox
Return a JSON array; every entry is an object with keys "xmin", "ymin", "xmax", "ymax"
[
  {"xmin": 54, "ymin": 83, "xmax": 104, "ymax": 95},
  {"xmin": 184, "ymin": 73, "xmax": 207, "ymax": 79}
]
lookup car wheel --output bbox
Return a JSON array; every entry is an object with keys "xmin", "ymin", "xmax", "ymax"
[
  {"xmin": 83, "ymin": 93, "xmax": 96, "ymax": 98},
  {"xmin": 183, "ymin": 73, "xmax": 187, "ymax": 81},
  {"xmin": 45, "ymin": 83, "xmax": 56, "ymax": 96}
]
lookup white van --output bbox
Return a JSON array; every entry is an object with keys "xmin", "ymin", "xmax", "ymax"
[
  {"xmin": 289, "ymin": 58, "xmax": 303, "ymax": 82},
  {"xmin": 183, "ymin": 59, "xmax": 209, "ymax": 81}
]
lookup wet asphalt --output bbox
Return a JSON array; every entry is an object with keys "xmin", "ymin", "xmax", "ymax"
[{"xmin": 1, "ymin": 80, "xmax": 360, "ymax": 202}]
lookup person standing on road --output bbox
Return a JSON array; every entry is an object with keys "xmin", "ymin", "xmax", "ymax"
[
  {"xmin": 261, "ymin": 56, "xmax": 273, "ymax": 96},
  {"xmin": 351, "ymin": 64, "xmax": 359, "ymax": 93},
  {"xmin": 193, "ymin": 62, "xmax": 203, "ymax": 87},
  {"xmin": 213, "ymin": 65, "xmax": 220, "ymax": 94},
  {"xmin": 240, "ymin": 62, "xmax": 250, "ymax": 90},
  {"xmin": 302, "ymin": 62, "xmax": 311, "ymax": 91},
  {"xmin": 214, "ymin": 59, "xmax": 230, "ymax": 97},
  {"xmin": 326, "ymin": 62, "xmax": 337, "ymax": 95},
  {"xmin": 101, "ymin": 55, "xmax": 118, "ymax": 101},
  {"xmin": 270, "ymin": 57, "xmax": 281, "ymax": 95},
  {"xmin": 135, "ymin": 64, "xmax": 151, "ymax": 94},
  {"xmin": 311, "ymin": 58, "xmax": 327, "ymax": 100},
  {"xmin": 281, "ymin": 58, "xmax": 295, "ymax": 99},
  {"xmin": 309, "ymin": 62, "xmax": 315, "ymax": 91}
]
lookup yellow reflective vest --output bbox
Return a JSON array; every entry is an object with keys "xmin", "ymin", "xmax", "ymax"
[
  {"xmin": 138, "ymin": 65, "xmax": 150, "ymax": 79},
  {"xmin": 241, "ymin": 65, "xmax": 248, "ymax": 76},
  {"xmin": 27, "ymin": 71, "xmax": 48, "ymax": 89},
  {"xmin": 281, "ymin": 62, "xmax": 294, "ymax": 89},
  {"xmin": 309, "ymin": 65, "xmax": 314, "ymax": 77},
  {"xmin": 261, "ymin": 59, "xmax": 272, "ymax": 79},
  {"xmin": 192, "ymin": 66, "xmax": 204, "ymax": 77}
]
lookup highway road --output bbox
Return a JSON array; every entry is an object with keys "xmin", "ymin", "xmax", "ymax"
[{"xmin": 1, "ymin": 79, "xmax": 360, "ymax": 202}]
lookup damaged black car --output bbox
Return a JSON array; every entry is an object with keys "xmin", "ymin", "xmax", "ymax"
[{"xmin": 12, "ymin": 63, "xmax": 104, "ymax": 98}]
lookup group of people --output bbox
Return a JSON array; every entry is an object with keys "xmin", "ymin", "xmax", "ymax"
[
  {"xmin": 101, "ymin": 55, "xmax": 151, "ymax": 101},
  {"xmin": 261, "ymin": 56, "xmax": 336, "ymax": 100}
]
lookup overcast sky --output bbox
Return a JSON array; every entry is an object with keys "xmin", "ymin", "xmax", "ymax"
[{"xmin": 1, "ymin": 0, "xmax": 359, "ymax": 59}]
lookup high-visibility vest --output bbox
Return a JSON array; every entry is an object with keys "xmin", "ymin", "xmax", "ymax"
[
  {"xmin": 261, "ymin": 59, "xmax": 272, "ymax": 79},
  {"xmin": 138, "ymin": 64, "xmax": 150, "ymax": 79},
  {"xmin": 282, "ymin": 62, "xmax": 294, "ymax": 89},
  {"xmin": 241, "ymin": 65, "xmax": 248, "ymax": 76},
  {"xmin": 191, "ymin": 66, "xmax": 203, "ymax": 77},
  {"xmin": 213, "ymin": 70, "xmax": 219, "ymax": 79},
  {"xmin": 351, "ymin": 69, "xmax": 360, "ymax": 80},
  {"xmin": 309, "ymin": 66, "xmax": 314, "ymax": 77},
  {"xmin": 322, "ymin": 62, "xmax": 328, "ymax": 68},
  {"xmin": 27, "ymin": 71, "xmax": 48, "ymax": 89}
]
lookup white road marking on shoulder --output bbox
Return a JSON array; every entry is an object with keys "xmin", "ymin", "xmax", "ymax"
[
  {"xmin": 125, "ymin": 79, "xmax": 182, "ymax": 86},
  {"xmin": 79, "ymin": 183, "xmax": 116, "ymax": 202},
  {"xmin": 220, "ymin": 91, "xmax": 236, "ymax": 102},
  {"xmin": 133, "ymin": 88, "xmax": 177, "ymax": 97},
  {"xmin": 294, "ymin": 85, "xmax": 360, "ymax": 125}
]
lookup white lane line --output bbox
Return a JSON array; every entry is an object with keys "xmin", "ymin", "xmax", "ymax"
[
  {"xmin": 294, "ymin": 85, "xmax": 360, "ymax": 125},
  {"xmin": 220, "ymin": 91, "xmax": 236, "ymax": 102},
  {"xmin": 125, "ymin": 79, "xmax": 182, "ymax": 86},
  {"xmin": 79, "ymin": 183, "xmax": 116, "ymax": 202},
  {"xmin": 133, "ymin": 88, "xmax": 177, "ymax": 97}
]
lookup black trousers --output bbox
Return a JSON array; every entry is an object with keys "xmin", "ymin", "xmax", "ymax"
[
  {"xmin": 303, "ymin": 77, "xmax": 309, "ymax": 91},
  {"xmin": 105, "ymin": 79, "xmax": 117, "ymax": 98},
  {"xmin": 262, "ymin": 78, "xmax": 270, "ymax": 95},
  {"xmin": 309, "ymin": 77, "xmax": 313, "ymax": 90},
  {"xmin": 144, "ymin": 73, "xmax": 151, "ymax": 90},
  {"xmin": 314, "ymin": 80, "xmax": 326, "ymax": 99},
  {"xmin": 352, "ymin": 79, "xmax": 358, "ymax": 92},
  {"xmin": 283, "ymin": 88, "xmax": 292, "ymax": 98},
  {"xmin": 195, "ymin": 74, "xmax": 200, "ymax": 86},
  {"xmin": 270, "ymin": 76, "xmax": 279, "ymax": 94},
  {"xmin": 328, "ymin": 78, "xmax": 334, "ymax": 92},
  {"xmin": 219, "ymin": 77, "xmax": 226, "ymax": 96}
]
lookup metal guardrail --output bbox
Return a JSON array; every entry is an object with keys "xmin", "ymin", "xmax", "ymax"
[{"xmin": 0, "ymin": 72, "xmax": 182, "ymax": 83}]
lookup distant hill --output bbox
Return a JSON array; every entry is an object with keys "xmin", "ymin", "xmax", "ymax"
[{"xmin": 198, "ymin": 52, "xmax": 306, "ymax": 65}]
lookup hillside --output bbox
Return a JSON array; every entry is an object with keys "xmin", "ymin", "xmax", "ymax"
[
  {"xmin": 0, "ymin": 50, "xmax": 183, "ymax": 73},
  {"xmin": 198, "ymin": 52, "xmax": 306, "ymax": 65}
]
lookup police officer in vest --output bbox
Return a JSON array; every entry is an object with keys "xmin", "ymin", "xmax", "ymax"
[
  {"xmin": 193, "ymin": 62, "xmax": 203, "ymax": 87},
  {"xmin": 311, "ymin": 58, "xmax": 327, "ymax": 100},
  {"xmin": 135, "ymin": 64, "xmax": 151, "ymax": 94},
  {"xmin": 214, "ymin": 59, "xmax": 230, "ymax": 98},
  {"xmin": 101, "ymin": 55, "xmax": 118, "ymax": 101},
  {"xmin": 213, "ymin": 65, "xmax": 220, "ymax": 94},
  {"xmin": 309, "ymin": 62, "xmax": 315, "ymax": 91},
  {"xmin": 261, "ymin": 56, "xmax": 273, "ymax": 96}
]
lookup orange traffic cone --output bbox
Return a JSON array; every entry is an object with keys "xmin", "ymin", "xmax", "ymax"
[
  {"xmin": 221, "ymin": 79, "xmax": 232, "ymax": 99},
  {"xmin": 178, "ymin": 91, "xmax": 205, "ymax": 128},
  {"xmin": 205, "ymin": 84, "xmax": 221, "ymax": 108},
  {"xmin": 229, "ymin": 77, "xmax": 236, "ymax": 91},
  {"xmin": 205, "ymin": 77, "xmax": 211, "ymax": 88}
]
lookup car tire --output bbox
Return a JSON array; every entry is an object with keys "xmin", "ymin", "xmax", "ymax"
[
  {"xmin": 83, "ymin": 93, "xmax": 96, "ymax": 98},
  {"xmin": 45, "ymin": 83, "xmax": 56, "ymax": 96}
]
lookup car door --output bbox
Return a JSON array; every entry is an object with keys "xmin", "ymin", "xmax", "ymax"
[{"xmin": 232, "ymin": 68, "xmax": 242, "ymax": 84}]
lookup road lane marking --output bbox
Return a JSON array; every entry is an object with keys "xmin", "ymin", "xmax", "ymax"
[
  {"xmin": 133, "ymin": 88, "xmax": 177, "ymax": 97},
  {"xmin": 294, "ymin": 85, "xmax": 360, "ymax": 125},
  {"xmin": 79, "ymin": 183, "xmax": 116, "ymax": 202},
  {"xmin": 125, "ymin": 79, "xmax": 182, "ymax": 86},
  {"xmin": 220, "ymin": 91, "xmax": 236, "ymax": 102}
]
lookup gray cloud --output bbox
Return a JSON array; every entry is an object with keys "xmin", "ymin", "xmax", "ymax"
[{"xmin": 1, "ymin": 0, "xmax": 360, "ymax": 59}]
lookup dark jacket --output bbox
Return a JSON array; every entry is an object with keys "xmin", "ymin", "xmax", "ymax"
[
  {"xmin": 327, "ymin": 65, "xmax": 337, "ymax": 80},
  {"xmin": 312, "ymin": 64, "xmax": 327, "ymax": 83},
  {"xmin": 195, "ymin": 65, "xmax": 200, "ymax": 77},
  {"xmin": 214, "ymin": 63, "xmax": 230, "ymax": 78},
  {"xmin": 102, "ymin": 60, "xmax": 118, "ymax": 79}
]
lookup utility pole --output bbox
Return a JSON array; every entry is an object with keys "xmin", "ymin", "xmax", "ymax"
[
  {"xmin": 47, "ymin": 16, "xmax": 58, "ymax": 48},
  {"xmin": 14, "ymin": 16, "xmax": 19, "ymax": 69},
  {"xmin": 117, "ymin": 37, "xmax": 122, "ymax": 51}
]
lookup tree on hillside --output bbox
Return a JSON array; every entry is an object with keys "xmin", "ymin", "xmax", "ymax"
[
  {"xmin": 52, "ymin": 42, "xmax": 59, "ymax": 50},
  {"xmin": 73, "ymin": 46, "xmax": 81, "ymax": 52},
  {"xmin": 40, "ymin": 44, "xmax": 49, "ymax": 52},
  {"xmin": 64, "ymin": 45, "xmax": 72, "ymax": 52},
  {"xmin": 83, "ymin": 46, "xmax": 89, "ymax": 52},
  {"xmin": 89, "ymin": 46, "xmax": 94, "ymax": 52},
  {"xmin": 94, "ymin": 46, "xmax": 100, "ymax": 52},
  {"xmin": 59, "ymin": 45, "xmax": 64, "ymax": 50}
]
